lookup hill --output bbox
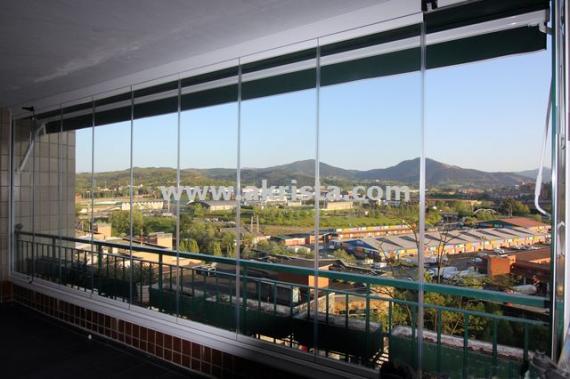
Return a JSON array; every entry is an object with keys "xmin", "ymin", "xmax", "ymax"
[
  {"xmin": 76, "ymin": 158, "xmax": 534, "ymax": 191},
  {"xmin": 515, "ymin": 168, "xmax": 551, "ymax": 182}
]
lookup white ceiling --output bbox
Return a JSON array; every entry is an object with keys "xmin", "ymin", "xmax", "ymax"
[{"xmin": 0, "ymin": 0, "xmax": 423, "ymax": 114}]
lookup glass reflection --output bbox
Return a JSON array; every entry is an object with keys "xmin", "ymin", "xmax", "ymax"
[
  {"xmin": 60, "ymin": 107, "xmax": 91, "ymax": 290},
  {"xmin": 86, "ymin": 100, "xmax": 132, "ymax": 300},
  {"xmin": 319, "ymin": 35, "xmax": 422, "ymax": 366},
  {"xmin": 175, "ymin": 68, "xmax": 239, "ymax": 330},
  {"xmin": 131, "ymin": 94, "xmax": 178, "ymax": 308},
  {"xmin": 12, "ymin": 118, "xmax": 35, "ymax": 276},
  {"xmin": 422, "ymin": 36, "xmax": 551, "ymax": 377},
  {"xmin": 74, "ymin": 123, "xmax": 91, "ymax": 237},
  {"xmin": 239, "ymin": 44, "xmax": 318, "ymax": 351}
]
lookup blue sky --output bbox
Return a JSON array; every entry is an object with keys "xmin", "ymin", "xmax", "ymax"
[{"xmin": 76, "ymin": 48, "xmax": 551, "ymax": 174}]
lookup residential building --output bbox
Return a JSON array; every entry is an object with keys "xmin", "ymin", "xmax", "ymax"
[
  {"xmin": 322, "ymin": 201, "xmax": 353, "ymax": 211},
  {"xmin": 92, "ymin": 223, "xmax": 112, "ymax": 240},
  {"xmin": 120, "ymin": 199, "xmax": 166, "ymax": 212},
  {"xmin": 191, "ymin": 200, "xmax": 237, "ymax": 212},
  {"xmin": 333, "ymin": 224, "xmax": 413, "ymax": 240}
]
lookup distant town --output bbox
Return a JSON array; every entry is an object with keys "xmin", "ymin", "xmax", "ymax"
[{"xmin": 75, "ymin": 158, "xmax": 552, "ymax": 298}]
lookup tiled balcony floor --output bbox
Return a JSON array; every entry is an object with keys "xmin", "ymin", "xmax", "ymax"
[{"xmin": 0, "ymin": 304, "xmax": 204, "ymax": 378}]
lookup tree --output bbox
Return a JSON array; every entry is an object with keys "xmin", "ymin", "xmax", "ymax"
[
  {"xmin": 256, "ymin": 240, "xmax": 291, "ymax": 256},
  {"xmin": 143, "ymin": 216, "xmax": 176, "ymax": 234},
  {"xmin": 189, "ymin": 204, "xmax": 206, "ymax": 218},
  {"xmin": 431, "ymin": 224, "xmax": 455, "ymax": 284},
  {"xmin": 110, "ymin": 210, "xmax": 144, "ymax": 236},
  {"xmin": 500, "ymin": 198, "xmax": 530, "ymax": 216},
  {"xmin": 221, "ymin": 232, "xmax": 236, "ymax": 257},
  {"xmin": 209, "ymin": 241, "xmax": 222, "ymax": 256},
  {"xmin": 180, "ymin": 238, "xmax": 199, "ymax": 253},
  {"xmin": 474, "ymin": 209, "xmax": 495, "ymax": 221},
  {"xmin": 240, "ymin": 233, "xmax": 254, "ymax": 257},
  {"xmin": 390, "ymin": 286, "xmax": 490, "ymax": 340},
  {"xmin": 452, "ymin": 201, "xmax": 473, "ymax": 218},
  {"xmin": 384, "ymin": 204, "xmax": 451, "ymax": 283},
  {"xmin": 333, "ymin": 249, "xmax": 356, "ymax": 264}
]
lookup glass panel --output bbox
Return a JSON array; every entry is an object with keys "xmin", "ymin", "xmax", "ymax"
[
  {"xmin": 90, "ymin": 90, "xmax": 133, "ymax": 301},
  {"xmin": 74, "ymin": 119, "xmax": 92, "ymax": 237},
  {"xmin": 238, "ymin": 42, "xmax": 318, "ymax": 351},
  {"xmin": 319, "ymin": 26, "xmax": 422, "ymax": 368},
  {"xmin": 423, "ymin": 31, "xmax": 551, "ymax": 377},
  {"xmin": 11, "ymin": 101, "xmax": 88, "ymax": 287},
  {"xmin": 132, "ymin": 78, "xmax": 179, "ymax": 309},
  {"xmin": 176, "ymin": 63, "xmax": 239, "ymax": 330},
  {"xmin": 27, "ymin": 113, "xmax": 61, "ymax": 284},
  {"xmin": 61, "ymin": 102, "xmax": 91, "ymax": 290},
  {"xmin": 12, "ymin": 117, "xmax": 34, "ymax": 276}
]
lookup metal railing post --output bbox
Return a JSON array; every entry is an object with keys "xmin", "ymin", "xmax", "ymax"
[
  {"xmin": 273, "ymin": 282, "xmax": 277, "ymax": 316},
  {"xmin": 257, "ymin": 281, "xmax": 262, "ymax": 310},
  {"xmin": 215, "ymin": 274, "xmax": 219, "ymax": 302},
  {"xmin": 290, "ymin": 284, "xmax": 294, "ymax": 318},
  {"xmin": 325, "ymin": 289, "xmax": 329, "ymax": 324},
  {"xmin": 243, "ymin": 267, "xmax": 248, "ymax": 331},
  {"xmin": 14, "ymin": 229, "xmax": 20, "ymax": 272},
  {"xmin": 51, "ymin": 236, "xmax": 56, "ymax": 259},
  {"xmin": 463, "ymin": 314, "xmax": 469, "ymax": 377},
  {"xmin": 436, "ymin": 308, "xmax": 442, "ymax": 373},
  {"xmin": 345, "ymin": 293, "xmax": 349, "ymax": 330},
  {"xmin": 524, "ymin": 323, "xmax": 529, "ymax": 362},
  {"xmin": 388, "ymin": 301, "xmax": 393, "ymax": 338},
  {"xmin": 191, "ymin": 268, "xmax": 195, "ymax": 297},
  {"xmin": 31, "ymin": 236, "xmax": 35, "ymax": 279},
  {"xmin": 158, "ymin": 253, "xmax": 164, "ymax": 310},
  {"xmin": 97, "ymin": 244, "xmax": 103, "ymax": 274},
  {"xmin": 158, "ymin": 252, "xmax": 163, "ymax": 291},
  {"xmin": 492, "ymin": 319, "xmax": 498, "ymax": 371},
  {"xmin": 365, "ymin": 283, "xmax": 371, "ymax": 362}
]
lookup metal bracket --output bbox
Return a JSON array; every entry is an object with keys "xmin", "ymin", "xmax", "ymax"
[{"xmin": 422, "ymin": 0, "xmax": 438, "ymax": 12}]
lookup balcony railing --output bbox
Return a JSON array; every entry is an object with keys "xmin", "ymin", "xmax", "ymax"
[{"xmin": 14, "ymin": 230, "xmax": 550, "ymax": 378}]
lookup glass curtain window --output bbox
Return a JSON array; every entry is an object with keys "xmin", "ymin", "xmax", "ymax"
[
  {"xmin": 177, "ymin": 62, "xmax": 239, "ymax": 330},
  {"xmin": 62, "ymin": 98, "xmax": 92, "ymax": 290},
  {"xmin": 319, "ymin": 23, "xmax": 423, "ymax": 366},
  {"xmin": 132, "ymin": 77, "xmax": 179, "ymax": 308},
  {"xmin": 12, "ymin": 117, "xmax": 34, "ymax": 276},
  {"xmin": 237, "ymin": 40, "xmax": 319, "ymax": 350},
  {"xmin": 422, "ymin": 16, "xmax": 551, "ymax": 379},
  {"xmin": 92, "ymin": 88, "xmax": 133, "ymax": 301},
  {"xmin": 28, "ymin": 104, "xmax": 60, "ymax": 285},
  {"xmin": 10, "ymin": 4, "xmax": 556, "ymax": 376}
]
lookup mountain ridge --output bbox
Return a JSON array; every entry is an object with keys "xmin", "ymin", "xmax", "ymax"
[{"xmin": 77, "ymin": 158, "xmax": 538, "ymax": 189}]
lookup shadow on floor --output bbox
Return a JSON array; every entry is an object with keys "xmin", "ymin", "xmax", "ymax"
[{"xmin": 0, "ymin": 303, "xmax": 205, "ymax": 378}]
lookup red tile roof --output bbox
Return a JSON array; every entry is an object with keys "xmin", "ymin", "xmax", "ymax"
[
  {"xmin": 500, "ymin": 217, "xmax": 548, "ymax": 228},
  {"xmin": 513, "ymin": 248, "xmax": 550, "ymax": 263}
]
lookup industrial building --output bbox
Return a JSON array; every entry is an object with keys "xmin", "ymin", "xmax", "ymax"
[{"xmin": 337, "ymin": 227, "xmax": 548, "ymax": 259}]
